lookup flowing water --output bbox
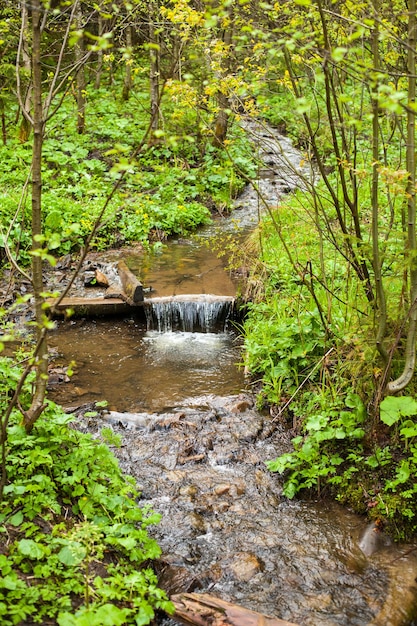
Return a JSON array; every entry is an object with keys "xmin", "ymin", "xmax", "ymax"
[{"xmin": 48, "ymin": 119, "xmax": 417, "ymax": 626}]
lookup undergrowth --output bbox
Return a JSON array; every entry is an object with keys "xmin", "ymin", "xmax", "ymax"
[
  {"xmin": 242, "ymin": 184, "xmax": 417, "ymax": 541},
  {"xmin": 0, "ymin": 356, "xmax": 173, "ymax": 625},
  {"xmin": 0, "ymin": 68, "xmax": 256, "ymax": 263}
]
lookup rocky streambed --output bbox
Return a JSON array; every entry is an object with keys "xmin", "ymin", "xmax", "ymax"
[{"xmin": 73, "ymin": 393, "xmax": 417, "ymax": 626}]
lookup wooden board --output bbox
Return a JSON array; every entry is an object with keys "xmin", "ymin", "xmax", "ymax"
[
  {"xmin": 170, "ymin": 593, "xmax": 299, "ymax": 626},
  {"xmin": 46, "ymin": 296, "xmax": 143, "ymax": 317},
  {"xmin": 47, "ymin": 293, "xmax": 235, "ymax": 318}
]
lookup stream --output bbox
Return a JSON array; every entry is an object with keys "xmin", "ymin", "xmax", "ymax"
[{"xmin": 48, "ymin": 119, "xmax": 417, "ymax": 626}]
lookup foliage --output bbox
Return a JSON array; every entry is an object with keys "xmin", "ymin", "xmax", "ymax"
[
  {"xmin": 0, "ymin": 356, "xmax": 173, "ymax": 625},
  {"xmin": 242, "ymin": 172, "xmax": 417, "ymax": 539},
  {"xmin": 266, "ymin": 392, "xmax": 366, "ymax": 498},
  {"xmin": 0, "ymin": 66, "xmax": 255, "ymax": 261}
]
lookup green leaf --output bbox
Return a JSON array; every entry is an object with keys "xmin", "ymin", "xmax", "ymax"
[
  {"xmin": 380, "ymin": 396, "xmax": 417, "ymax": 426},
  {"xmin": 17, "ymin": 538, "xmax": 45, "ymax": 560},
  {"xmin": 9, "ymin": 511, "xmax": 24, "ymax": 526},
  {"xmin": 305, "ymin": 414, "xmax": 328, "ymax": 431},
  {"xmin": 331, "ymin": 47, "xmax": 347, "ymax": 62},
  {"xmin": 57, "ymin": 543, "xmax": 86, "ymax": 566}
]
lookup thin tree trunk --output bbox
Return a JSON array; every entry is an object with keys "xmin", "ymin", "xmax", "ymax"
[
  {"xmin": 24, "ymin": 0, "xmax": 48, "ymax": 431},
  {"xmin": 212, "ymin": 13, "xmax": 233, "ymax": 147},
  {"xmin": 122, "ymin": 25, "xmax": 133, "ymax": 101},
  {"xmin": 387, "ymin": 0, "xmax": 417, "ymax": 393},
  {"xmin": 371, "ymin": 0, "xmax": 388, "ymax": 364},
  {"xmin": 171, "ymin": 35, "xmax": 182, "ymax": 81},
  {"xmin": 149, "ymin": 1, "xmax": 160, "ymax": 133},
  {"xmin": 18, "ymin": 1, "xmax": 32, "ymax": 143},
  {"xmin": 75, "ymin": 4, "xmax": 86, "ymax": 134},
  {"xmin": 95, "ymin": 13, "xmax": 103, "ymax": 89},
  {"xmin": 1, "ymin": 99, "xmax": 6, "ymax": 145}
]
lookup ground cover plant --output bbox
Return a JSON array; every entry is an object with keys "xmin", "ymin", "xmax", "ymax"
[
  {"xmin": 0, "ymin": 3, "xmax": 260, "ymax": 621},
  {"xmin": 241, "ymin": 146, "xmax": 417, "ymax": 540},
  {"xmin": 0, "ymin": 357, "xmax": 173, "ymax": 625},
  {"xmin": 0, "ymin": 73, "xmax": 253, "ymax": 262},
  {"xmin": 4, "ymin": 0, "xmax": 417, "ymax": 604}
]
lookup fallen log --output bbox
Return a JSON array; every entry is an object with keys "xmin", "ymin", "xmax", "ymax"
[
  {"xmin": 117, "ymin": 260, "xmax": 144, "ymax": 303},
  {"xmin": 170, "ymin": 593, "xmax": 299, "ymax": 626}
]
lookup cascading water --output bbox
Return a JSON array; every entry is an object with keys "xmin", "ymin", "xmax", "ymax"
[{"xmin": 144, "ymin": 295, "xmax": 235, "ymax": 333}]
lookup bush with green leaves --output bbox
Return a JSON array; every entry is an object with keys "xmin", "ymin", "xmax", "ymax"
[
  {"xmin": 266, "ymin": 392, "xmax": 366, "ymax": 498},
  {"xmin": 265, "ymin": 391, "xmax": 417, "ymax": 539},
  {"xmin": 0, "ymin": 357, "xmax": 173, "ymax": 625}
]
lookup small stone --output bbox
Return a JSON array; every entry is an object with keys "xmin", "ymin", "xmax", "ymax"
[
  {"xmin": 95, "ymin": 269, "xmax": 110, "ymax": 287},
  {"xmin": 228, "ymin": 553, "xmax": 264, "ymax": 582},
  {"xmin": 214, "ymin": 484, "xmax": 231, "ymax": 496},
  {"xmin": 83, "ymin": 271, "xmax": 96, "ymax": 286}
]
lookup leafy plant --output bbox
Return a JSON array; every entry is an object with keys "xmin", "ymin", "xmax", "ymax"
[
  {"xmin": 267, "ymin": 392, "xmax": 366, "ymax": 498},
  {"xmin": 0, "ymin": 357, "xmax": 173, "ymax": 625}
]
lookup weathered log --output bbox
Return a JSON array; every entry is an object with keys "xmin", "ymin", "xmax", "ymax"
[
  {"xmin": 46, "ymin": 296, "xmax": 142, "ymax": 317},
  {"xmin": 117, "ymin": 260, "xmax": 143, "ymax": 303},
  {"xmin": 170, "ymin": 593, "xmax": 299, "ymax": 626},
  {"xmin": 144, "ymin": 294, "xmax": 235, "ymax": 305},
  {"xmin": 104, "ymin": 285, "xmax": 128, "ymax": 300}
]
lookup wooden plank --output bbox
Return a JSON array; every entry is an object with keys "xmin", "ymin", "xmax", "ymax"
[
  {"xmin": 46, "ymin": 293, "xmax": 235, "ymax": 318},
  {"xmin": 170, "ymin": 593, "xmax": 299, "ymax": 626},
  {"xmin": 143, "ymin": 295, "xmax": 235, "ymax": 305},
  {"xmin": 46, "ymin": 297, "xmax": 142, "ymax": 317},
  {"xmin": 117, "ymin": 260, "xmax": 144, "ymax": 303}
]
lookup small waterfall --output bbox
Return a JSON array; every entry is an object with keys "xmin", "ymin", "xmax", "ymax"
[{"xmin": 144, "ymin": 295, "xmax": 235, "ymax": 333}]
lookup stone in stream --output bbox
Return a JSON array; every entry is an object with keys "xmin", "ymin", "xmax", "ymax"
[
  {"xmin": 359, "ymin": 521, "xmax": 391, "ymax": 557},
  {"xmin": 227, "ymin": 552, "xmax": 265, "ymax": 582}
]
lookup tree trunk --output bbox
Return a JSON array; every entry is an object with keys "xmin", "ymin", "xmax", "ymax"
[
  {"xmin": 122, "ymin": 25, "xmax": 133, "ymax": 101},
  {"xmin": 75, "ymin": 4, "xmax": 86, "ymax": 134},
  {"xmin": 24, "ymin": 0, "xmax": 48, "ymax": 432},
  {"xmin": 95, "ymin": 13, "xmax": 103, "ymax": 89},
  {"xmin": 371, "ymin": 0, "xmax": 388, "ymax": 364},
  {"xmin": 212, "ymin": 21, "xmax": 233, "ymax": 148},
  {"xmin": 18, "ymin": 1, "xmax": 32, "ymax": 143},
  {"xmin": 0, "ymin": 98, "xmax": 6, "ymax": 145},
  {"xmin": 386, "ymin": 0, "xmax": 417, "ymax": 393},
  {"xmin": 149, "ymin": 1, "xmax": 160, "ymax": 133}
]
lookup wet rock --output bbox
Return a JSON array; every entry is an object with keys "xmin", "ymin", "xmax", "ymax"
[
  {"xmin": 104, "ymin": 411, "xmax": 151, "ymax": 429},
  {"xmin": 214, "ymin": 484, "xmax": 231, "ymax": 496},
  {"xmin": 358, "ymin": 522, "xmax": 391, "ymax": 557},
  {"xmin": 186, "ymin": 512, "xmax": 207, "ymax": 534},
  {"xmin": 155, "ymin": 560, "xmax": 202, "ymax": 595},
  {"xmin": 46, "ymin": 366, "xmax": 71, "ymax": 389},
  {"xmin": 227, "ymin": 398, "xmax": 253, "ymax": 413},
  {"xmin": 94, "ymin": 269, "xmax": 110, "ymax": 288},
  {"xmin": 179, "ymin": 485, "xmax": 198, "ymax": 499},
  {"xmin": 165, "ymin": 470, "xmax": 186, "ymax": 483},
  {"xmin": 55, "ymin": 254, "xmax": 73, "ymax": 270},
  {"xmin": 83, "ymin": 271, "xmax": 96, "ymax": 286},
  {"xmin": 227, "ymin": 553, "xmax": 265, "ymax": 582},
  {"xmin": 235, "ymin": 415, "xmax": 264, "ymax": 443}
]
